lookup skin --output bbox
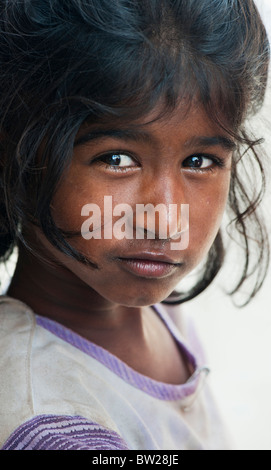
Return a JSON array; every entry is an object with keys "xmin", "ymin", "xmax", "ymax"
[{"xmin": 8, "ymin": 101, "xmax": 234, "ymax": 384}]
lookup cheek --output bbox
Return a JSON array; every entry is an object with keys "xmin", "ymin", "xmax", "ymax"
[
  {"xmin": 51, "ymin": 167, "xmax": 134, "ymax": 233},
  {"xmin": 50, "ymin": 176, "xmax": 135, "ymax": 262},
  {"xmin": 188, "ymin": 178, "xmax": 230, "ymax": 260}
]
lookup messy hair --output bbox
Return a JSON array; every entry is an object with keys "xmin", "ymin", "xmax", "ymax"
[{"xmin": 0, "ymin": 0, "xmax": 269, "ymax": 305}]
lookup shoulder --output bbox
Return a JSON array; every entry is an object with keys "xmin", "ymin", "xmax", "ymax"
[
  {"xmin": 0, "ymin": 295, "xmax": 35, "ymax": 338},
  {"xmin": 2, "ymin": 415, "xmax": 129, "ymax": 450},
  {"xmin": 0, "ymin": 296, "xmax": 125, "ymax": 448},
  {"xmin": 0, "ymin": 296, "xmax": 37, "ymax": 444}
]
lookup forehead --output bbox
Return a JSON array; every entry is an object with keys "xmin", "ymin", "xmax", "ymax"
[{"xmin": 76, "ymin": 100, "xmax": 236, "ymax": 151}]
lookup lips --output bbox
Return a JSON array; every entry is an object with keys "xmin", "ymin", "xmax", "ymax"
[{"xmin": 117, "ymin": 252, "xmax": 182, "ymax": 279}]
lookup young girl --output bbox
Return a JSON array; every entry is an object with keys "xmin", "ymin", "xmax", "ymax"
[{"xmin": 0, "ymin": 0, "xmax": 269, "ymax": 451}]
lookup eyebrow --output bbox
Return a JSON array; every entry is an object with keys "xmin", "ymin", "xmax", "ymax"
[
  {"xmin": 74, "ymin": 127, "xmax": 236, "ymax": 151},
  {"xmin": 184, "ymin": 135, "xmax": 237, "ymax": 151},
  {"xmin": 74, "ymin": 128, "xmax": 153, "ymax": 146}
]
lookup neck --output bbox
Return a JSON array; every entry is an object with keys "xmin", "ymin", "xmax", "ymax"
[
  {"xmin": 7, "ymin": 245, "xmax": 191, "ymax": 385},
  {"xmin": 7, "ymin": 244, "xmax": 145, "ymax": 338}
]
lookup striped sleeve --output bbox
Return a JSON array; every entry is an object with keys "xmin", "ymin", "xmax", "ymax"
[{"xmin": 2, "ymin": 415, "xmax": 129, "ymax": 450}]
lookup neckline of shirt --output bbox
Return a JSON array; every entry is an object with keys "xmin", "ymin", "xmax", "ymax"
[{"xmin": 35, "ymin": 302, "xmax": 209, "ymax": 403}]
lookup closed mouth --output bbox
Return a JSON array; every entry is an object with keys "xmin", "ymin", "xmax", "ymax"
[
  {"xmin": 116, "ymin": 254, "xmax": 182, "ymax": 279},
  {"xmin": 118, "ymin": 252, "xmax": 182, "ymax": 265}
]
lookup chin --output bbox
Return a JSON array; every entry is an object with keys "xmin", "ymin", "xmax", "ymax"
[{"xmin": 110, "ymin": 288, "xmax": 175, "ymax": 308}]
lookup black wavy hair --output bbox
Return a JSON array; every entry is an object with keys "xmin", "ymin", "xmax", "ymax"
[{"xmin": 0, "ymin": 0, "xmax": 269, "ymax": 305}]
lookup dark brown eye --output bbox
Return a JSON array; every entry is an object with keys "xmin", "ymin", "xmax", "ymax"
[
  {"xmin": 183, "ymin": 155, "xmax": 214, "ymax": 169},
  {"xmin": 100, "ymin": 153, "xmax": 136, "ymax": 167}
]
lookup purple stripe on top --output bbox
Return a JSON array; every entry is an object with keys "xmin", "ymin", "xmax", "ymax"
[
  {"xmin": 2, "ymin": 415, "xmax": 129, "ymax": 450},
  {"xmin": 36, "ymin": 304, "xmax": 209, "ymax": 402}
]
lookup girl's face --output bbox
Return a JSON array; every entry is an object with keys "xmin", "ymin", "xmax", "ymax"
[{"xmin": 43, "ymin": 102, "xmax": 234, "ymax": 307}]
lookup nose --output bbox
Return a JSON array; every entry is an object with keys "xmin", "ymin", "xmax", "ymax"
[{"xmin": 135, "ymin": 175, "xmax": 189, "ymax": 241}]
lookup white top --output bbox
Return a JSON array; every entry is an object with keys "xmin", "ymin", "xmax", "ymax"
[{"xmin": 0, "ymin": 295, "xmax": 231, "ymax": 450}]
